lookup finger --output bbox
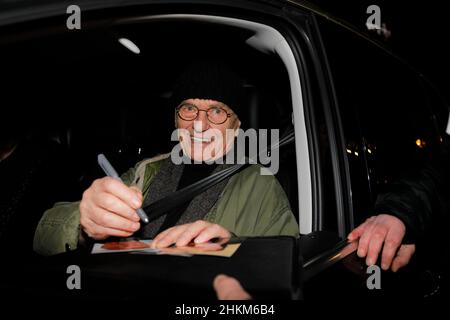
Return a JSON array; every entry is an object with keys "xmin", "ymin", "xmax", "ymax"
[
  {"xmin": 365, "ymin": 224, "xmax": 388, "ymax": 266},
  {"xmin": 153, "ymin": 224, "xmax": 190, "ymax": 248},
  {"xmin": 348, "ymin": 220, "xmax": 369, "ymax": 241},
  {"xmin": 152, "ymin": 227, "xmax": 173, "ymax": 243},
  {"xmin": 213, "ymin": 274, "xmax": 251, "ymax": 300},
  {"xmin": 392, "ymin": 244, "xmax": 415, "ymax": 272},
  {"xmin": 380, "ymin": 226, "xmax": 404, "ymax": 270},
  {"xmin": 95, "ymin": 192, "xmax": 140, "ymax": 222},
  {"xmin": 96, "ymin": 177, "xmax": 142, "ymax": 209},
  {"xmin": 90, "ymin": 206, "xmax": 141, "ymax": 233},
  {"xmin": 356, "ymin": 218, "xmax": 377, "ymax": 258},
  {"xmin": 82, "ymin": 217, "xmax": 134, "ymax": 239},
  {"xmin": 194, "ymin": 224, "xmax": 230, "ymax": 244},
  {"xmin": 193, "ymin": 242, "xmax": 224, "ymax": 251},
  {"xmin": 129, "ymin": 186, "xmax": 143, "ymax": 202},
  {"xmin": 175, "ymin": 221, "xmax": 211, "ymax": 247},
  {"xmin": 150, "ymin": 227, "xmax": 177, "ymax": 248},
  {"xmin": 80, "ymin": 216, "xmax": 106, "ymax": 239},
  {"xmin": 90, "ymin": 225, "xmax": 135, "ymax": 239}
]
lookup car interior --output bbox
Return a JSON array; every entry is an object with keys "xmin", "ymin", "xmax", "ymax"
[
  {"xmin": 0, "ymin": 14, "xmax": 313, "ymax": 255},
  {"xmin": 2, "ymin": 3, "xmax": 448, "ymax": 303}
]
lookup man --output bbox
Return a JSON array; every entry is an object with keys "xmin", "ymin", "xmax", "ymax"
[
  {"xmin": 33, "ymin": 60, "xmax": 299, "ymax": 256},
  {"xmin": 214, "ymin": 110, "xmax": 450, "ymax": 300},
  {"xmin": 349, "ymin": 108, "xmax": 450, "ymax": 272},
  {"xmin": 34, "ymin": 59, "xmax": 433, "ymax": 277}
]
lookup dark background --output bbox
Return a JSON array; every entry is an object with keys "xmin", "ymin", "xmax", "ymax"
[
  {"xmin": 0, "ymin": 0, "xmax": 448, "ymax": 103},
  {"xmin": 0, "ymin": 0, "xmax": 448, "ymax": 304},
  {"xmin": 312, "ymin": 0, "xmax": 450, "ymax": 104}
]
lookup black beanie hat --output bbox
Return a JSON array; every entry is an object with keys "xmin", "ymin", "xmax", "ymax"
[{"xmin": 171, "ymin": 60, "xmax": 245, "ymax": 119}]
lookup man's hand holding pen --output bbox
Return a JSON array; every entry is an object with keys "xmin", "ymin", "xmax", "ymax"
[
  {"xmin": 79, "ymin": 177, "xmax": 231, "ymax": 248},
  {"xmin": 79, "ymin": 177, "xmax": 143, "ymax": 240},
  {"xmin": 80, "ymin": 154, "xmax": 231, "ymax": 245}
]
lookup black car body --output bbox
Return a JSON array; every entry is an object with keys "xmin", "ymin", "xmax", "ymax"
[{"xmin": 0, "ymin": 0, "xmax": 448, "ymax": 303}]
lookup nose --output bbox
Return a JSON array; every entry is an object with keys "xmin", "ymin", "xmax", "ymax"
[{"xmin": 193, "ymin": 110, "xmax": 210, "ymax": 132}]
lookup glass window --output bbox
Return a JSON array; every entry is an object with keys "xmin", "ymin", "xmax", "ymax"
[{"xmin": 318, "ymin": 19, "xmax": 443, "ymax": 226}]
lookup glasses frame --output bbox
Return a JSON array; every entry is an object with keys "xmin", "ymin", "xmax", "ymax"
[{"xmin": 176, "ymin": 102, "xmax": 234, "ymax": 125}]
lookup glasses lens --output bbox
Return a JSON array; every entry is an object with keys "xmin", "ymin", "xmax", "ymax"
[
  {"xmin": 207, "ymin": 107, "xmax": 227, "ymax": 124},
  {"xmin": 178, "ymin": 104, "xmax": 198, "ymax": 120}
]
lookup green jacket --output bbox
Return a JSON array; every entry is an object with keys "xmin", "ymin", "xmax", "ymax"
[{"xmin": 33, "ymin": 154, "xmax": 299, "ymax": 256}]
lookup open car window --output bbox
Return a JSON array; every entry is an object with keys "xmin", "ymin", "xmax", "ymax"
[{"xmin": 0, "ymin": 11, "xmax": 314, "ymax": 251}]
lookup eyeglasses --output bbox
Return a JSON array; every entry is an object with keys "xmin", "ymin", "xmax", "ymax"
[{"xmin": 176, "ymin": 103, "xmax": 233, "ymax": 125}]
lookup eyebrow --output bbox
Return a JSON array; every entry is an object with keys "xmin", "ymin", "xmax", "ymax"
[
  {"xmin": 182, "ymin": 101, "xmax": 231, "ymax": 111},
  {"xmin": 209, "ymin": 103, "xmax": 229, "ymax": 110}
]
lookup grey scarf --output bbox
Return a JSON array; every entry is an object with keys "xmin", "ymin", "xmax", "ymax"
[{"xmin": 139, "ymin": 158, "xmax": 232, "ymax": 239}]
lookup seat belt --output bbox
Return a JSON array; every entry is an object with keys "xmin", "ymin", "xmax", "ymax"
[{"xmin": 142, "ymin": 128, "xmax": 295, "ymax": 223}]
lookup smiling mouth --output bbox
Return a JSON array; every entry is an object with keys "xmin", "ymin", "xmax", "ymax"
[{"xmin": 191, "ymin": 136, "xmax": 213, "ymax": 143}]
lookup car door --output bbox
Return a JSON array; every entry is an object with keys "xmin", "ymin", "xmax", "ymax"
[{"xmin": 303, "ymin": 9, "xmax": 448, "ymax": 300}]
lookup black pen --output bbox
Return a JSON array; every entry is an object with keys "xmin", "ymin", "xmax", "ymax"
[{"xmin": 97, "ymin": 154, "xmax": 149, "ymax": 224}]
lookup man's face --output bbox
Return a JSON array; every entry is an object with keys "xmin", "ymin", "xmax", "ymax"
[{"xmin": 176, "ymin": 98, "xmax": 241, "ymax": 162}]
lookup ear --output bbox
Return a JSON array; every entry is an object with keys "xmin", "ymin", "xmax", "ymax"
[
  {"xmin": 234, "ymin": 119, "xmax": 241, "ymax": 137},
  {"xmin": 235, "ymin": 118, "xmax": 241, "ymax": 130}
]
